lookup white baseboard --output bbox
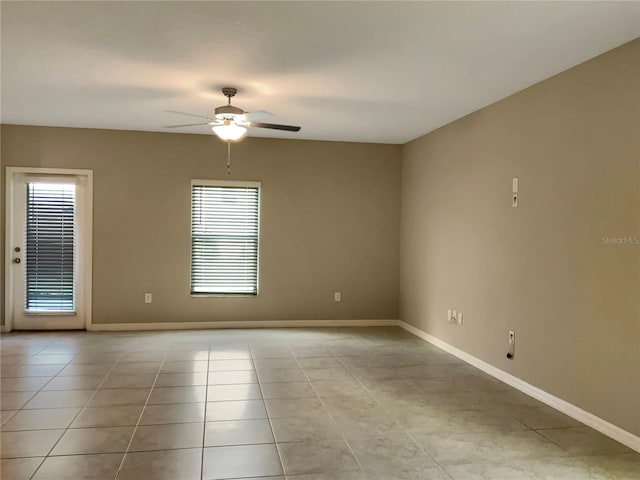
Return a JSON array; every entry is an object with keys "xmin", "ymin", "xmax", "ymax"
[
  {"xmin": 396, "ymin": 320, "xmax": 640, "ymax": 453},
  {"xmin": 88, "ymin": 319, "xmax": 397, "ymax": 332}
]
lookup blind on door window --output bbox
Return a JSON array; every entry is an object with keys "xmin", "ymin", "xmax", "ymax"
[
  {"xmin": 25, "ymin": 183, "xmax": 76, "ymax": 312},
  {"xmin": 191, "ymin": 183, "xmax": 259, "ymax": 295}
]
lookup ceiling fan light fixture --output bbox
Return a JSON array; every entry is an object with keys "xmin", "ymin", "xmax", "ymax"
[{"xmin": 212, "ymin": 121, "xmax": 247, "ymax": 141}]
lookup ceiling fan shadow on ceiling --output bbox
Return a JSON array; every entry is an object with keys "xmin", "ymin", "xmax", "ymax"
[{"xmin": 164, "ymin": 87, "xmax": 301, "ymax": 141}]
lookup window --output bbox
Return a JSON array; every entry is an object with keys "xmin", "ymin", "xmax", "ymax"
[
  {"xmin": 25, "ymin": 182, "xmax": 76, "ymax": 312},
  {"xmin": 190, "ymin": 180, "xmax": 260, "ymax": 295}
]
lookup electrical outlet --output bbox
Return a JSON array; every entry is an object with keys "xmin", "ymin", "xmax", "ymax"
[
  {"xmin": 334, "ymin": 292, "xmax": 341, "ymax": 302},
  {"xmin": 144, "ymin": 293, "xmax": 152, "ymax": 304},
  {"xmin": 457, "ymin": 312, "xmax": 463, "ymax": 325}
]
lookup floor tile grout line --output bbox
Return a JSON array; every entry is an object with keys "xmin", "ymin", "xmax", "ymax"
[
  {"xmin": 334, "ymin": 342, "xmax": 451, "ymax": 475},
  {"xmin": 247, "ymin": 344, "xmax": 286, "ymax": 478},
  {"xmin": 200, "ymin": 346, "xmax": 213, "ymax": 480},
  {"xmin": 288, "ymin": 338, "xmax": 372, "ymax": 480},
  {"xmin": 27, "ymin": 351, "xmax": 125, "ymax": 480},
  {"xmin": 0, "ymin": 409, "xmax": 18, "ymax": 427},
  {"xmin": 0, "ymin": 343, "xmax": 50, "ymax": 376},
  {"xmin": 113, "ymin": 350, "xmax": 168, "ymax": 480},
  {"xmin": 534, "ymin": 425, "xmax": 583, "ymax": 432},
  {"xmin": 249, "ymin": 343, "xmax": 296, "ymax": 476},
  {"xmin": 403, "ymin": 428, "xmax": 451, "ymax": 473},
  {"xmin": 531, "ymin": 428, "xmax": 575, "ymax": 456},
  {"xmin": 341, "ymin": 338, "xmax": 574, "ymax": 477},
  {"xmin": 437, "ymin": 464, "xmax": 456, "ymax": 480},
  {"xmin": 3, "ymin": 355, "xmax": 74, "ymax": 402}
]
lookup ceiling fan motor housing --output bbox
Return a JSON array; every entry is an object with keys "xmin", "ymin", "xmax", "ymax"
[
  {"xmin": 214, "ymin": 104, "xmax": 244, "ymax": 119},
  {"xmin": 215, "ymin": 87, "xmax": 244, "ymax": 119}
]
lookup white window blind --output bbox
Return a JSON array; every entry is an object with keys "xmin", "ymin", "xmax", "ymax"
[
  {"xmin": 25, "ymin": 182, "xmax": 76, "ymax": 312},
  {"xmin": 191, "ymin": 182, "xmax": 260, "ymax": 295}
]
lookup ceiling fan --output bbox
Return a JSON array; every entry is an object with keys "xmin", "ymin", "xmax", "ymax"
[{"xmin": 164, "ymin": 87, "xmax": 301, "ymax": 141}]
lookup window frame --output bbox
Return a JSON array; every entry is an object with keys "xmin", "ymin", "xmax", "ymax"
[
  {"xmin": 189, "ymin": 179, "xmax": 261, "ymax": 297},
  {"xmin": 24, "ymin": 179, "xmax": 78, "ymax": 314}
]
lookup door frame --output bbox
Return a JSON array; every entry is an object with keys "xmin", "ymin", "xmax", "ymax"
[{"xmin": 4, "ymin": 167, "xmax": 93, "ymax": 332}]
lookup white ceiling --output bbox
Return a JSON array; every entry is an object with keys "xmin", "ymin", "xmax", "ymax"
[{"xmin": 2, "ymin": 1, "xmax": 638, "ymax": 144}]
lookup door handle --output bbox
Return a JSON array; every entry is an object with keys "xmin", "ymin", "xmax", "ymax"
[{"xmin": 13, "ymin": 258, "xmax": 21, "ymax": 264}]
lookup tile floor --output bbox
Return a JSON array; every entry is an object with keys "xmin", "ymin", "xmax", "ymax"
[{"xmin": 0, "ymin": 326, "xmax": 638, "ymax": 479}]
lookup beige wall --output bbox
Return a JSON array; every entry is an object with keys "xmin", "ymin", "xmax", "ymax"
[
  {"xmin": 400, "ymin": 39, "xmax": 640, "ymax": 435},
  {"xmin": 1, "ymin": 126, "xmax": 401, "ymax": 325}
]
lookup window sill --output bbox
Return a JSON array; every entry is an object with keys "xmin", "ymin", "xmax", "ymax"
[
  {"xmin": 24, "ymin": 310, "xmax": 77, "ymax": 316},
  {"xmin": 190, "ymin": 294, "xmax": 258, "ymax": 298}
]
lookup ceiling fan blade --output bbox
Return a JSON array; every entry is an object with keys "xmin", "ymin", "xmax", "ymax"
[
  {"xmin": 163, "ymin": 122, "xmax": 211, "ymax": 128},
  {"xmin": 165, "ymin": 110, "xmax": 214, "ymax": 120},
  {"xmin": 251, "ymin": 122, "xmax": 301, "ymax": 132},
  {"xmin": 245, "ymin": 110, "xmax": 273, "ymax": 121}
]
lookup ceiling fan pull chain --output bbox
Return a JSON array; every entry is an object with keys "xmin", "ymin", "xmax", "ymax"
[{"xmin": 226, "ymin": 140, "xmax": 232, "ymax": 175}]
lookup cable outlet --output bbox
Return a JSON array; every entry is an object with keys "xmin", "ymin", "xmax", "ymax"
[{"xmin": 144, "ymin": 293, "xmax": 152, "ymax": 304}]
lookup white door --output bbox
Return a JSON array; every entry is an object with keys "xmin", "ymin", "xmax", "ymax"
[{"xmin": 8, "ymin": 171, "xmax": 92, "ymax": 330}]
